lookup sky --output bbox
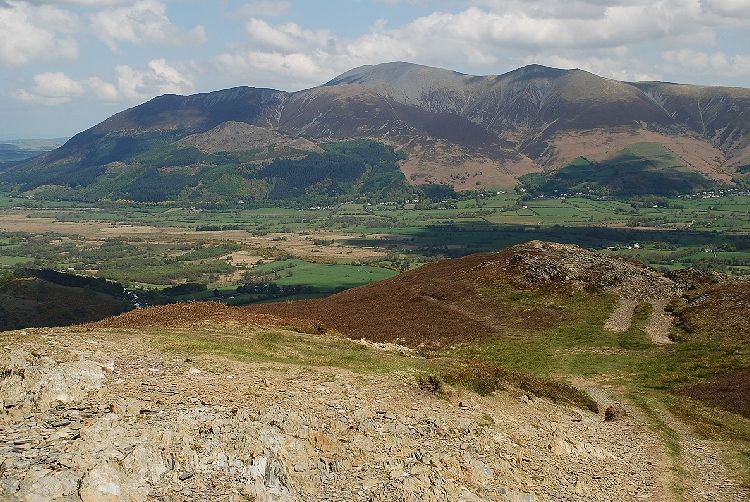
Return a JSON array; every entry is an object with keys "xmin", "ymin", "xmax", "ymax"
[{"xmin": 1, "ymin": 0, "xmax": 749, "ymax": 139}]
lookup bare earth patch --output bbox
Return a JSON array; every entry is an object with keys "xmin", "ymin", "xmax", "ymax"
[{"xmin": 398, "ymin": 141, "xmax": 528, "ymax": 190}]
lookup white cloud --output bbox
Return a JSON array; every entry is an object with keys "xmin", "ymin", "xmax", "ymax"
[
  {"xmin": 14, "ymin": 59, "xmax": 193, "ymax": 106},
  {"xmin": 116, "ymin": 58, "xmax": 193, "ymax": 99},
  {"xmin": 0, "ymin": 1, "xmax": 78, "ymax": 66},
  {"xmin": 239, "ymin": 0, "xmax": 291, "ymax": 18},
  {"xmin": 474, "ymin": 0, "xmax": 750, "ymax": 21},
  {"xmin": 14, "ymin": 72, "xmax": 84, "ymax": 105},
  {"xmin": 26, "ymin": 0, "xmax": 130, "ymax": 5},
  {"xmin": 214, "ymin": 1, "xmax": 750, "ymax": 91},
  {"xmin": 702, "ymin": 0, "xmax": 750, "ymax": 19},
  {"xmin": 216, "ymin": 18, "xmax": 412, "ymax": 88},
  {"xmin": 82, "ymin": 76, "xmax": 119, "ymax": 100},
  {"xmin": 90, "ymin": 0, "xmax": 207, "ymax": 51},
  {"xmin": 663, "ymin": 50, "xmax": 750, "ymax": 77},
  {"xmin": 246, "ymin": 18, "xmax": 333, "ymax": 52},
  {"xmin": 392, "ymin": 5, "xmax": 707, "ymax": 51}
]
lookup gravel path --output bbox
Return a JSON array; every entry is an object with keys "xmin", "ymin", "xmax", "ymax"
[
  {"xmin": 651, "ymin": 400, "xmax": 749, "ymax": 501},
  {"xmin": 605, "ymin": 297, "xmax": 677, "ymax": 346},
  {"xmin": 646, "ymin": 298, "xmax": 675, "ymax": 345},
  {"xmin": 605, "ymin": 297, "xmax": 638, "ymax": 332}
]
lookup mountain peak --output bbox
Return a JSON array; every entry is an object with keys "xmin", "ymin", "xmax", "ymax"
[
  {"xmin": 326, "ymin": 62, "xmax": 581, "ymax": 87},
  {"xmin": 504, "ymin": 64, "xmax": 575, "ymax": 80},
  {"xmin": 325, "ymin": 61, "xmax": 467, "ymax": 87},
  {"xmin": 4, "ymin": 61, "xmax": 747, "ymax": 201}
]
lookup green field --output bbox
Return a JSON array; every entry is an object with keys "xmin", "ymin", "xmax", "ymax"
[
  {"xmin": 248, "ymin": 258, "xmax": 397, "ymax": 291},
  {"xmin": 0, "ymin": 190, "xmax": 748, "ymax": 303},
  {"xmin": 521, "ymin": 142, "xmax": 716, "ymax": 196},
  {"xmin": 0, "ymin": 256, "xmax": 33, "ymax": 267}
]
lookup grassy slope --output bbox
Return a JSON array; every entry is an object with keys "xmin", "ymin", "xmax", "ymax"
[
  {"xmin": 2, "ymin": 139, "xmax": 414, "ymax": 206},
  {"xmin": 148, "ymin": 322, "xmax": 598, "ymax": 413},
  {"xmin": 524, "ymin": 142, "xmax": 716, "ymax": 196},
  {"xmin": 451, "ymin": 282, "xmax": 750, "ymax": 489}
]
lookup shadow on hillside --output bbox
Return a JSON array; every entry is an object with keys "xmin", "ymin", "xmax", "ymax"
[{"xmin": 345, "ymin": 222, "xmax": 750, "ymax": 258}]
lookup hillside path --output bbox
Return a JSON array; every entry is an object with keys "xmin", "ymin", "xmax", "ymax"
[
  {"xmin": 605, "ymin": 297, "xmax": 638, "ymax": 332},
  {"xmin": 646, "ymin": 298, "xmax": 676, "ymax": 345}
]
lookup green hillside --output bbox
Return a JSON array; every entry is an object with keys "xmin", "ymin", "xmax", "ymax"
[
  {"xmin": 522, "ymin": 142, "xmax": 716, "ymax": 196},
  {"xmin": 2, "ymin": 139, "xmax": 415, "ymax": 206}
]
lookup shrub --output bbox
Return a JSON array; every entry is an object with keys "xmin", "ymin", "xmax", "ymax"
[
  {"xmin": 441, "ymin": 359, "xmax": 599, "ymax": 413},
  {"xmin": 417, "ymin": 373, "xmax": 444, "ymax": 394}
]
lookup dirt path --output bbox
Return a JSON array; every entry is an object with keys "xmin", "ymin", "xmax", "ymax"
[
  {"xmin": 646, "ymin": 298, "xmax": 676, "ymax": 345},
  {"xmin": 648, "ymin": 399, "xmax": 749, "ymax": 501},
  {"xmin": 1, "ymin": 326, "xmax": 670, "ymax": 501},
  {"xmin": 575, "ymin": 382, "xmax": 676, "ymax": 502},
  {"xmin": 576, "ymin": 382, "xmax": 750, "ymax": 502},
  {"xmin": 605, "ymin": 297, "xmax": 677, "ymax": 346},
  {"xmin": 605, "ymin": 297, "xmax": 638, "ymax": 332}
]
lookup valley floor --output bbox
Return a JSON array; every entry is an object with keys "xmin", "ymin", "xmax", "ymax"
[{"xmin": 1, "ymin": 324, "xmax": 746, "ymax": 501}]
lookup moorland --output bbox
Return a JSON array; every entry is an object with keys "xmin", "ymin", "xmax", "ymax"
[{"xmin": 1, "ymin": 61, "xmax": 749, "ymax": 500}]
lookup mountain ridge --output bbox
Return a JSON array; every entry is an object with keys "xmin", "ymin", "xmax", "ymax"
[{"xmin": 3, "ymin": 62, "xmax": 749, "ymax": 200}]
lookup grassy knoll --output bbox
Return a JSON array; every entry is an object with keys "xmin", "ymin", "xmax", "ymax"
[
  {"xmin": 147, "ymin": 322, "xmax": 600, "ymax": 414},
  {"xmin": 151, "ymin": 326, "xmax": 427, "ymax": 375}
]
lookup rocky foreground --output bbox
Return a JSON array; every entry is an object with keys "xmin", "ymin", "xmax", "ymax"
[{"xmin": 0, "ymin": 325, "xmax": 683, "ymax": 502}]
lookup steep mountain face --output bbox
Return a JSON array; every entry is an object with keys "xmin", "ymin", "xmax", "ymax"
[
  {"xmin": 4, "ymin": 62, "xmax": 749, "ymax": 198},
  {"xmin": 328, "ymin": 63, "xmax": 749, "ymax": 180},
  {"xmin": 326, "ymin": 63, "xmax": 673, "ymax": 133}
]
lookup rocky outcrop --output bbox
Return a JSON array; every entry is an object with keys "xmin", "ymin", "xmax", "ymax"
[
  {"xmin": 0, "ymin": 328, "xmax": 670, "ymax": 501},
  {"xmin": 496, "ymin": 240, "xmax": 679, "ymax": 300}
]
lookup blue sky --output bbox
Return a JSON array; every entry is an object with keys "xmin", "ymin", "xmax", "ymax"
[{"xmin": 1, "ymin": 0, "xmax": 749, "ymax": 139}]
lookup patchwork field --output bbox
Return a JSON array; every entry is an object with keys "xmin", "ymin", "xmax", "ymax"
[{"xmin": 0, "ymin": 191, "xmax": 748, "ymax": 304}]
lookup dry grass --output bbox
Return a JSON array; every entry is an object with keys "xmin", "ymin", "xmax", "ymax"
[
  {"xmin": 88, "ymin": 301, "xmax": 325, "ymax": 335},
  {"xmin": 438, "ymin": 358, "xmax": 600, "ymax": 413}
]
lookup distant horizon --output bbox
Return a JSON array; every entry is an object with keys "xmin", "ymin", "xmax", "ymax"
[{"xmin": 0, "ymin": 136, "xmax": 70, "ymax": 143}]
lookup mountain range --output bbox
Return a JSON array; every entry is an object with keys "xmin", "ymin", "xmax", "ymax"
[{"xmin": 3, "ymin": 62, "xmax": 749, "ymax": 203}]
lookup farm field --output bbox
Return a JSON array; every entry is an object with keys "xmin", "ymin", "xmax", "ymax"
[
  {"xmin": 247, "ymin": 258, "xmax": 398, "ymax": 291},
  {"xmin": 0, "ymin": 191, "xmax": 748, "ymax": 303}
]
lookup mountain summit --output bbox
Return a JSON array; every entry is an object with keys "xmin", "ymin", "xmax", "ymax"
[{"xmin": 3, "ymin": 62, "xmax": 749, "ymax": 201}]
